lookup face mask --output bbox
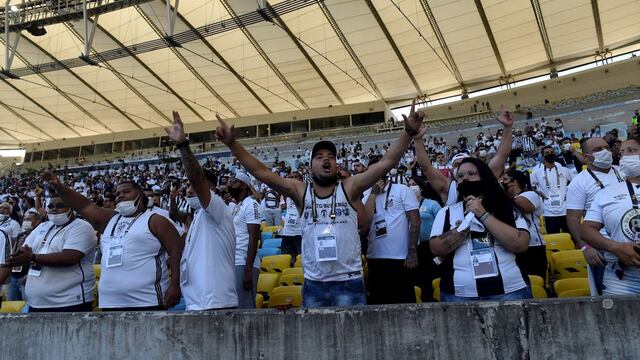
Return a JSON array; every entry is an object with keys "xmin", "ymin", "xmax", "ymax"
[
  {"xmin": 21, "ymin": 221, "xmax": 33, "ymax": 231},
  {"xmin": 410, "ymin": 185, "xmax": 421, "ymax": 198},
  {"xmin": 620, "ymin": 155, "xmax": 640, "ymax": 177},
  {"xmin": 563, "ymin": 143, "xmax": 572, "ymax": 151},
  {"xmin": 147, "ymin": 197, "xmax": 154, "ymax": 209},
  {"xmin": 478, "ymin": 150, "xmax": 487, "ymax": 157},
  {"xmin": 0, "ymin": 214, "xmax": 8, "ymax": 221},
  {"xmin": 116, "ymin": 195, "xmax": 140, "ymax": 217},
  {"xmin": 590, "ymin": 149, "xmax": 613, "ymax": 169},
  {"xmin": 48, "ymin": 211, "xmax": 70, "ymax": 226},
  {"xmin": 390, "ymin": 168, "xmax": 398, "ymax": 176},
  {"xmin": 457, "ymin": 180, "xmax": 485, "ymax": 200},
  {"xmin": 544, "ymin": 153, "xmax": 556, "ymax": 163},
  {"xmin": 186, "ymin": 196, "xmax": 201, "ymax": 210}
]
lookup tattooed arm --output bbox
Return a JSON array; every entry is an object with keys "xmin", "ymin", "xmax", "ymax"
[{"xmin": 429, "ymin": 229, "xmax": 469, "ymax": 256}]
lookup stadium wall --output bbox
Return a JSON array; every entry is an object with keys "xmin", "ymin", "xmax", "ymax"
[{"xmin": 0, "ymin": 296, "xmax": 638, "ymax": 359}]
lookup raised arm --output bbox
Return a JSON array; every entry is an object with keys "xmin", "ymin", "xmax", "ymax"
[
  {"xmin": 345, "ymin": 99, "xmax": 424, "ymax": 201},
  {"xmin": 41, "ymin": 172, "xmax": 113, "ymax": 233},
  {"xmin": 489, "ymin": 106, "xmax": 513, "ymax": 178},
  {"xmin": 215, "ymin": 115, "xmax": 305, "ymax": 209},
  {"xmin": 414, "ymin": 128, "xmax": 449, "ymax": 202}
]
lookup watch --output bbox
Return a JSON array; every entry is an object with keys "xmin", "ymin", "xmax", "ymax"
[{"xmin": 175, "ymin": 139, "xmax": 190, "ymax": 149}]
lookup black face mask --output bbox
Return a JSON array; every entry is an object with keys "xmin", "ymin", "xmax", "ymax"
[
  {"xmin": 312, "ymin": 173, "xmax": 338, "ymax": 187},
  {"xmin": 457, "ymin": 180, "xmax": 485, "ymax": 200},
  {"xmin": 228, "ymin": 187, "xmax": 241, "ymax": 198},
  {"xmin": 544, "ymin": 153, "xmax": 556, "ymax": 163}
]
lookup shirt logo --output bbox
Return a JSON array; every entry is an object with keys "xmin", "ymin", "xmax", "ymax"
[{"xmin": 620, "ymin": 208, "xmax": 640, "ymax": 240}]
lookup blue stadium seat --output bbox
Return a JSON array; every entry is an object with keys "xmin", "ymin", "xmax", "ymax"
[
  {"xmin": 262, "ymin": 238, "xmax": 282, "ymax": 249},
  {"xmin": 258, "ymin": 248, "xmax": 280, "ymax": 259},
  {"xmin": 261, "ymin": 232, "xmax": 273, "ymax": 241}
]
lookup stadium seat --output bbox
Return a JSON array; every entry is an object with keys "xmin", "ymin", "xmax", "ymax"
[
  {"xmin": 551, "ymin": 250, "xmax": 587, "ymax": 279},
  {"xmin": 528, "ymin": 275, "xmax": 544, "ymax": 288},
  {"xmin": 258, "ymin": 248, "xmax": 280, "ymax": 259},
  {"xmin": 262, "ymin": 225, "xmax": 281, "ymax": 233},
  {"xmin": 282, "ymin": 267, "xmax": 303, "ymax": 276},
  {"xmin": 255, "ymin": 294, "xmax": 264, "ymax": 309},
  {"xmin": 544, "ymin": 233, "xmax": 574, "ymax": 253},
  {"xmin": 261, "ymin": 232, "xmax": 273, "ymax": 242},
  {"xmin": 261, "ymin": 238, "xmax": 282, "ymax": 249},
  {"xmin": 294, "ymin": 254, "xmax": 302, "ymax": 268},
  {"xmin": 93, "ymin": 264, "xmax": 101, "ymax": 279},
  {"xmin": 279, "ymin": 273, "xmax": 305, "ymax": 286},
  {"xmin": 553, "ymin": 278, "xmax": 589, "ymax": 297},
  {"xmin": 558, "ymin": 288, "xmax": 591, "ymax": 298},
  {"xmin": 260, "ymin": 254, "xmax": 291, "ymax": 273},
  {"xmin": 539, "ymin": 216, "xmax": 546, "ymax": 235},
  {"xmin": 531, "ymin": 285, "xmax": 548, "ymax": 299},
  {"xmin": 415, "ymin": 286, "xmax": 422, "ymax": 304},
  {"xmin": 0, "ymin": 301, "xmax": 26, "ymax": 313},
  {"xmin": 272, "ymin": 285, "xmax": 302, "ymax": 296},
  {"xmin": 268, "ymin": 292, "xmax": 302, "ymax": 309},
  {"xmin": 433, "ymin": 288, "xmax": 440, "ymax": 302},
  {"xmin": 257, "ymin": 273, "xmax": 280, "ymax": 300}
]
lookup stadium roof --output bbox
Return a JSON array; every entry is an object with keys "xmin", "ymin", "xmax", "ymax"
[{"xmin": 0, "ymin": 0, "xmax": 639, "ymax": 144}]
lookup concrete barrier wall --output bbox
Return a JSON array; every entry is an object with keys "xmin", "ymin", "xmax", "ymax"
[{"xmin": 1, "ymin": 297, "xmax": 639, "ymax": 359}]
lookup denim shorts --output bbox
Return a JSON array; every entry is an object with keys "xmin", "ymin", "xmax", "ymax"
[
  {"xmin": 302, "ymin": 278, "xmax": 366, "ymax": 308},
  {"xmin": 440, "ymin": 286, "xmax": 532, "ymax": 303}
]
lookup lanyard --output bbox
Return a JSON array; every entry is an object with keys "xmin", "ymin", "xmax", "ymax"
[
  {"xmin": 311, "ymin": 183, "xmax": 337, "ymax": 223},
  {"xmin": 109, "ymin": 212, "xmax": 143, "ymax": 237},
  {"xmin": 373, "ymin": 183, "xmax": 393, "ymax": 214},
  {"xmin": 587, "ymin": 168, "xmax": 624, "ymax": 189},
  {"xmin": 626, "ymin": 180, "xmax": 639, "ymax": 210},
  {"xmin": 543, "ymin": 166, "xmax": 561, "ymax": 191},
  {"xmin": 40, "ymin": 219, "xmax": 74, "ymax": 250}
]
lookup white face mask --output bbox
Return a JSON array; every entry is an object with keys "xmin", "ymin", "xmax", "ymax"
[
  {"xmin": 0, "ymin": 214, "xmax": 8, "ymax": 221},
  {"xmin": 409, "ymin": 185, "xmax": 421, "ymax": 198},
  {"xmin": 563, "ymin": 143, "xmax": 572, "ymax": 151},
  {"xmin": 389, "ymin": 168, "xmax": 398, "ymax": 176},
  {"xmin": 48, "ymin": 211, "xmax": 70, "ymax": 226},
  {"xmin": 21, "ymin": 221, "xmax": 33, "ymax": 231},
  {"xmin": 621, "ymin": 155, "xmax": 640, "ymax": 178},
  {"xmin": 186, "ymin": 196, "xmax": 201, "ymax": 210},
  {"xmin": 478, "ymin": 150, "xmax": 487, "ymax": 157},
  {"xmin": 590, "ymin": 149, "xmax": 613, "ymax": 169},
  {"xmin": 116, "ymin": 195, "xmax": 140, "ymax": 217}
]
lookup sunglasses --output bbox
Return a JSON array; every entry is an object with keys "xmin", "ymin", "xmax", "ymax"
[{"xmin": 47, "ymin": 203, "xmax": 68, "ymax": 209}]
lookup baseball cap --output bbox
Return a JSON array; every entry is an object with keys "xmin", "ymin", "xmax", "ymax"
[
  {"xmin": 311, "ymin": 140, "xmax": 337, "ymax": 159},
  {"xmin": 233, "ymin": 172, "xmax": 255, "ymax": 193}
]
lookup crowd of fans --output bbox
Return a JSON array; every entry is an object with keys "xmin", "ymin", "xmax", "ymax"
[{"xmin": 0, "ymin": 102, "xmax": 639, "ymax": 312}]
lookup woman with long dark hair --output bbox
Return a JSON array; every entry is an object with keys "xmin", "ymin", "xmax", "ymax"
[
  {"xmin": 502, "ymin": 169, "xmax": 547, "ymax": 281},
  {"xmin": 429, "ymin": 158, "xmax": 531, "ymax": 302}
]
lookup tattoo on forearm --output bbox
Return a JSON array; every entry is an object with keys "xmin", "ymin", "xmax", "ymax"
[{"xmin": 180, "ymin": 146, "xmax": 205, "ymax": 187}]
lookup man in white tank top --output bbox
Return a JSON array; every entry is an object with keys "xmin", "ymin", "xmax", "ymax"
[
  {"xmin": 214, "ymin": 99, "xmax": 425, "ymax": 307},
  {"xmin": 41, "ymin": 172, "xmax": 183, "ymax": 311}
]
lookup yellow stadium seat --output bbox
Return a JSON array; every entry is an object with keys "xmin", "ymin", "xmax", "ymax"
[
  {"xmin": 282, "ymin": 267, "xmax": 303, "ymax": 276},
  {"xmin": 268, "ymin": 292, "xmax": 302, "ymax": 309},
  {"xmin": 294, "ymin": 254, "xmax": 302, "ymax": 268},
  {"xmin": 257, "ymin": 273, "xmax": 280, "ymax": 299},
  {"xmin": 433, "ymin": 288, "xmax": 440, "ymax": 302},
  {"xmin": 255, "ymin": 294, "xmax": 264, "ymax": 309},
  {"xmin": 272, "ymin": 285, "xmax": 302, "ymax": 296},
  {"xmin": 260, "ymin": 254, "xmax": 292, "ymax": 274},
  {"xmin": 93, "ymin": 264, "xmax": 101, "ymax": 279},
  {"xmin": 279, "ymin": 273, "xmax": 305, "ymax": 286},
  {"xmin": 415, "ymin": 286, "xmax": 422, "ymax": 304},
  {"xmin": 0, "ymin": 301, "xmax": 26, "ymax": 313},
  {"xmin": 544, "ymin": 233, "xmax": 574, "ymax": 253},
  {"xmin": 551, "ymin": 250, "xmax": 588, "ymax": 280},
  {"xmin": 529, "ymin": 275, "xmax": 544, "ymax": 288},
  {"xmin": 553, "ymin": 278, "xmax": 589, "ymax": 297},
  {"xmin": 558, "ymin": 288, "xmax": 591, "ymax": 298},
  {"xmin": 262, "ymin": 225, "xmax": 281, "ymax": 233},
  {"xmin": 539, "ymin": 216, "xmax": 546, "ymax": 235},
  {"xmin": 531, "ymin": 285, "xmax": 547, "ymax": 299},
  {"xmin": 432, "ymin": 278, "xmax": 441, "ymax": 302}
]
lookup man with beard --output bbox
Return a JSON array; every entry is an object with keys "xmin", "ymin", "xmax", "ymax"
[{"xmin": 214, "ymin": 99, "xmax": 425, "ymax": 307}]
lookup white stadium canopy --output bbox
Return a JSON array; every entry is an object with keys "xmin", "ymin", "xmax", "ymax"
[{"xmin": 0, "ymin": 0, "xmax": 639, "ymax": 145}]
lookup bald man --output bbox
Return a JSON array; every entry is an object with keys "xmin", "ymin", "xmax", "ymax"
[{"xmin": 0, "ymin": 202, "xmax": 20, "ymax": 241}]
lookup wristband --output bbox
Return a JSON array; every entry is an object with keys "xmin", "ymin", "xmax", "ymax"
[
  {"xmin": 175, "ymin": 139, "xmax": 190, "ymax": 149},
  {"xmin": 478, "ymin": 212, "xmax": 490, "ymax": 223},
  {"xmin": 580, "ymin": 244, "xmax": 590, "ymax": 252}
]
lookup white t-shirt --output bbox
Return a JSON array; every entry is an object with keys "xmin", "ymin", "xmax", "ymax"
[
  {"xmin": 517, "ymin": 191, "xmax": 545, "ymax": 247},
  {"xmin": 566, "ymin": 166, "xmax": 625, "ymax": 212},
  {"xmin": 282, "ymin": 197, "xmax": 302, "ymax": 237},
  {"xmin": 24, "ymin": 219, "xmax": 97, "ymax": 308},
  {"xmin": 149, "ymin": 205, "xmax": 184, "ymax": 235},
  {"xmin": 0, "ymin": 229, "xmax": 9, "ymax": 266},
  {"xmin": 0, "ymin": 218, "xmax": 21, "ymax": 240},
  {"xmin": 232, "ymin": 197, "xmax": 262, "ymax": 269},
  {"xmin": 430, "ymin": 202, "xmax": 529, "ymax": 297},
  {"xmin": 585, "ymin": 181, "xmax": 640, "ymax": 264},
  {"xmin": 363, "ymin": 183, "xmax": 419, "ymax": 259},
  {"xmin": 181, "ymin": 191, "xmax": 237, "ymax": 310},
  {"xmin": 530, "ymin": 163, "xmax": 573, "ymax": 217}
]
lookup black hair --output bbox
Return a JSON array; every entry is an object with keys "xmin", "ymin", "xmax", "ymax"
[
  {"xmin": 505, "ymin": 169, "xmax": 532, "ymax": 192},
  {"xmin": 411, "ymin": 176, "xmax": 444, "ymax": 207},
  {"xmin": 540, "ymin": 145, "xmax": 553, "ymax": 154},
  {"xmin": 457, "ymin": 157, "xmax": 518, "ymax": 227}
]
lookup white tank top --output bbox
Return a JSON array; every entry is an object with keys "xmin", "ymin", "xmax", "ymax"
[
  {"xmin": 282, "ymin": 197, "xmax": 302, "ymax": 236},
  {"xmin": 300, "ymin": 182, "xmax": 362, "ymax": 282},
  {"xmin": 99, "ymin": 210, "xmax": 168, "ymax": 308}
]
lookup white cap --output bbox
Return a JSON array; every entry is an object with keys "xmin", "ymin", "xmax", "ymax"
[
  {"xmin": 234, "ymin": 172, "xmax": 255, "ymax": 193},
  {"xmin": 451, "ymin": 153, "xmax": 470, "ymax": 165}
]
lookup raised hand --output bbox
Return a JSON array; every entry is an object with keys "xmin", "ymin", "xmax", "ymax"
[
  {"xmin": 165, "ymin": 111, "xmax": 187, "ymax": 144},
  {"xmin": 402, "ymin": 98, "xmax": 426, "ymax": 134},
  {"xmin": 496, "ymin": 105, "xmax": 513, "ymax": 127},
  {"xmin": 41, "ymin": 170, "xmax": 61, "ymax": 187},
  {"xmin": 214, "ymin": 114, "xmax": 236, "ymax": 146},
  {"xmin": 414, "ymin": 125, "xmax": 428, "ymax": 140}
]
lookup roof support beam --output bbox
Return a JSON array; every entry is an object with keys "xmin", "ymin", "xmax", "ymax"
[
  {"xmin": 0, "ymin": 100, "xmax": 48, "ymax": 141},
  {"xmin": 136, "ymin": 4, "xmax": 239, "ymax": 118},
  {"xmin": 590, "ymin": 0, "xmax": 605, "ymax": 52},
  {"xmin": 219, "ymin": 0, "xmax": 309, "ymax": 110},
  {"xmin": 3, "ymin": 1, "xmax": 20, "ymax": 75},
  {"xmin": 530, "ymin": 0, "xmax": 556, "ymax": 73},
  {"xmin": 167, "ymin": 3, "xmax": 272, "ymax": 114},
  {"xmin": 315, "ymin": 0, "xmax": 384, "ymax": 100},
  {"xmin": 165, "ymin": 0, "xmax": 179, "ymax": 37},
  {"xmin": 262, "ymin": 1, "xmax": 344, "ymax": 105},
  {"xmin": 473, "ymin": 0, "xmax": 507, "ymax": 77},
  {"xmin": 418, "ymin": 0, "xmax": 465, "ymax": 88},
  {"xmin": 363, "ymin": 0, "xmax": 422, "ymax": 95}
]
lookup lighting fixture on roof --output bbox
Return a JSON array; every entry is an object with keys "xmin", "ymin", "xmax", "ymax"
[
  {"xmin": 26, "ymin": 24, "xmax": 46, "ymax": 36},
  {"xmin": 10, "ymin": 5, "xmax": 18, "ymax": 12}
]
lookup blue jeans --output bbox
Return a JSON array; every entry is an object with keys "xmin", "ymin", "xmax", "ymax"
[
  {"xmin": 302, "ymin": 278, "xmax": 366, "ymax": 308},
  {"xmin": 6, "ymin": 275, "xmax": 25, "ymax": 301},
  {"xmin": 440, "ymin": 287, "xmax": 532, "ymax": 303}
]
